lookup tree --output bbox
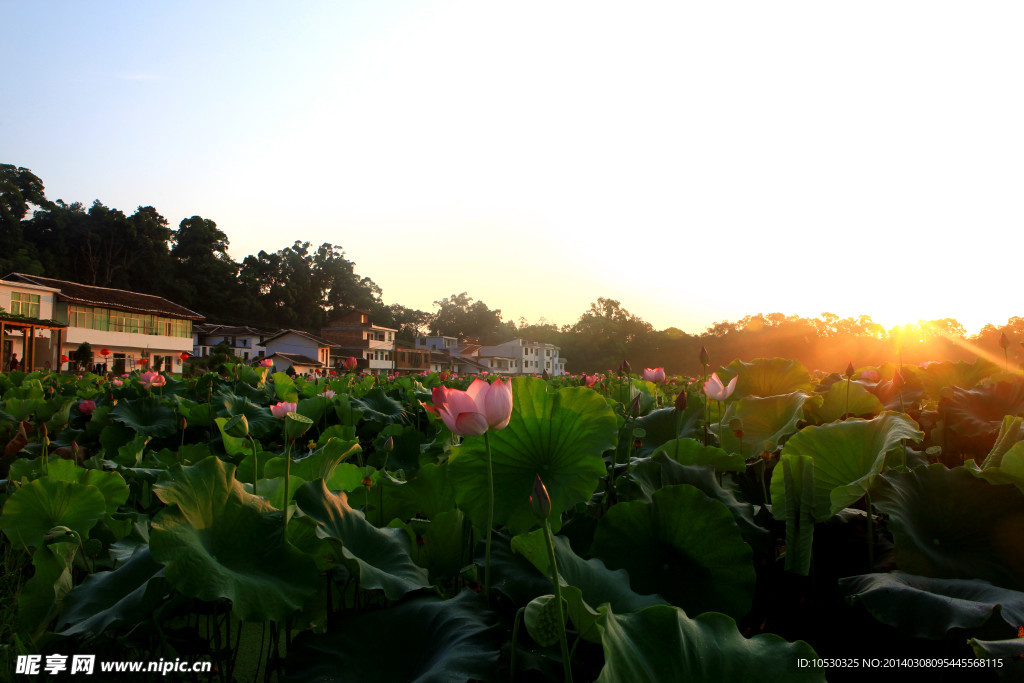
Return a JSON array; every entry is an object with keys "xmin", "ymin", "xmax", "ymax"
[
  {"xmin": 430, "ymin": 293, "xmax": 514, "ymax": 343},
  {"xmin": 170, "ymin": 216, "xmax": 240, "ymax": 318}
]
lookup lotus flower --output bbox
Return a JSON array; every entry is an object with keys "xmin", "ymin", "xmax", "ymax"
[
  {"xmin": 261, "ymin": 357, "xmax": 274, "ymax": 367},
  {"xmin": 78, "ymin": 400, "xmax": 96, "ymax": 416},
  {"xmin": 431, "ymin": 377, "xmax": 513, "ymax": 436},
  {"xmin": 320, "ymin": 389, "xmax": 336, "ymax": 398},
  {"xmin": 643, "ymin": 367, "xmax": 666, "ymax": 383},
  {"xmin": 270, "ymin": 402, "xmax": 298, "ymax": 419},
  {"xmin": 584, "ymin": 375, "xmax": 598, "ymax": 388},
  {"xmin": 861, "ymin": 369, "xmax": 880, "ymax": 382},
  {"xmin": 703, "ymin": 372, "xmax": 738, "ymax": 401},
  {"xmin": 139, "ymin": 372, "xmax": 166, "ymax": 389},
  {"xmin": 112, "ymin": 378, "xmax": 123, "ymax": 387},
  {"xmin": 343, "ymin": 356, "xmax": 358, "ymax": 371}
]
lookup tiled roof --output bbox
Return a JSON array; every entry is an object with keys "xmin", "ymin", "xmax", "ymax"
[
  {"xmin": 195, "ymin": 324, "xmax": 271, "ymax": 336},
  {"xmin": 4, "ymin": 273, "xmax": 204, "ymax": 320},
  {"xmin": 263, "ymin": 328, "xmax": 332, "ymax": 346},
  {"xmin": 269, "ymin": 352, "xmax": 325, "ymax": 368}
]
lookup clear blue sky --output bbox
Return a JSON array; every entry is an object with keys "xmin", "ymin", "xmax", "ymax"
[{"xmin": 6, "ymin": 1, "xmax": 1023, "ymax": 334}]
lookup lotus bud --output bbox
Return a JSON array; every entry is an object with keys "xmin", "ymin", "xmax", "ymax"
[
  {"xmin": 618, "ymin": 360, "xmax": 631, "ymax": 376},
  {"xmin": 361, "ymin": 475, "xmax": 373, "ymax": 490},
  {"xmin": 700, "ymin": 346, "xmax": 710, "ymax": 366},
  {"xmin": 223, "ymin": 414, "xmax": 248, "ymax": 438},
  {"xmin": 384, "ymin": 435, "xmax": 394, "ymax": 452},
  {"xmin": 542, "ymin": 369, "xmax": 550, "ymax": 380},
  {"xmin": 530, "ymin": 474, "xmax": 551, "ymax": 520},
  {"xmin": 845, "ymin": 362, "xmax": 855, "ymax": 379},
  {"xmin": 729, "ymin": 417, "xmax": 744, "ymax": 439},
  {"xmin": 674, "ymin": 391, "xmax": 688, "ymax": 411},
  {"xmin": 629, "ymin": 392, "xmax": 642, "ymax": 417},
  {"xmin": 71, "ymin": 441, "xmax": 80, "ymax": 460},
  {"xmin": 632, "ymin": 437, "xmax": 642, "ymax": 449},
  {"xmin": 1000, "ymin": 333, "xmax": 1010, "ymax": 350}
]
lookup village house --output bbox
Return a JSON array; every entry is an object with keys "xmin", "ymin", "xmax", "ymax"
[
  {"xmin": 2, "ymin": 273, "xmax": 202, "ymax": 373},
  {"xmin": 319, "ymin": 309, "xmax": 397, "ymax": 375},
  {"xmin": 261, "ymin": 329, "xmax": 331, "ymax": 375},
  {"xmin": 193, "ymin": 324, "xmax": 271, "ymax": 362}
]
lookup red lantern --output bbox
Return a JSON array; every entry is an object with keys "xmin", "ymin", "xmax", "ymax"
[
  {"xmin": 60, "ymin": 355, "xmax": 69, "ymax": 363},
  {"xmin": 139, "ymin": 358, "xmax": 148, "ymax": 365},
  {"xmin": 179, "ymin": 352, "xmax": 189, "ymax": 361},
  {"xmin": 100, "ymin": 348, "xmax": 111, "ymax": 357}
]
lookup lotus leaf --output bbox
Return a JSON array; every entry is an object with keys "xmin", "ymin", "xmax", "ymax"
[
  {"xmin": 590, "ymin": 484, "xmax": 755, "ymax": 619},
  {"xmin": 109, "ymin": 397, "xmax": 177, "ymax": 438},
  {"xmin": 840, "ymin": 572, "xmax": 1024, "ymax": 639},
  {"xmin": 872, "ymin": 464, "xmax": 1024, "ymax": 590},
  {"xmin": 0, "ymin": 478, "xmax": 107, "ymax": 549},
  {"xmin": 149, "ymin": 457, "xmax": 319, "ymax": 621},
  {"xmin": 287, "ymin": 591, "xmax": 499, "ymax": 683},
  {"xmin": 293, "ymin": 480, "xmax": 430, "ymax": 600},
  {"xmin": 716, "ymin": 357, "xmax": 814, "ymax": 400},
  {"xmin": 715, "ymin": 392, "xmax": 816, "ymax": 458},
  {"xmin": 595, "ymin": 604, "xmax": 824, "ymax": 683},
  {"xmin": 448, "ymin": 378, "xmax": 615, "ymax": 534},
  {"xmin": 805, "ymin": 379, "xmax": 884, "ymax": 424}
]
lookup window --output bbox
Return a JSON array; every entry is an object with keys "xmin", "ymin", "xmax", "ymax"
[
  {"xmin": 109, "ymin": 310, "xmax": 126, "ymax": 332},
  {"xmin": 10, "ymin": 292, "xmax": 40, "ymax": 318},
  {"xmin": 67, "ymin": 304, "xmax": 91, "ymax": 328}
]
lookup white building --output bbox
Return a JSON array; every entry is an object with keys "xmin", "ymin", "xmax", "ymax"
[
  {"xmin": 413, "ymin": 335, "xmax": 567, "ymax": 376},
  {"xmin": 262, "ymin": 329, "xmax": 331, "ymax": 375},
  {"xmin": 0, "ymin": 278, "xmax": 65, "ymax": 371},
  {"xmin": 2, "ymin": 273, "xmax": 202, "ymax": 373},
  {"xmin": 193, "ymin": 324, "xmax": 270, "ymax": 362}
]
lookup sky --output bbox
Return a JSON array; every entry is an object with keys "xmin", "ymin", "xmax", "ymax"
[{"xmin": 5, "ymin": 1, "xmax": 1023, "ymax": 335}]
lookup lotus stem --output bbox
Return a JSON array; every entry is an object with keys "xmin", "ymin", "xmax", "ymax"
[
  {"xmin": 865, "ymin": 490, "xmax": 875, "ymax": 570},
  {"xmin": 282, "ymin": 439, "xmax": 292, "ymax": 536},
  {"xmin": 844, "ymin": 378, "xmax": 851, "ymax": 420},
  {"xmin": 250, "ymin": 436, "xmax": 259, "ymax": 497},
  {"xmin": 543, "ymin": 519, "xmax": 573, "ymax": 683},
  {"xmin": 484, "ymin": 430, "xmax": 495, "ymax": 605},
  {"xmin": 510, "ymin": 606, "xmax": 525, "ymax": 682}
]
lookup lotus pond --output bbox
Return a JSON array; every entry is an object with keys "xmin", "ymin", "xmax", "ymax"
[{"xmin": 1, "ymin": 358, "xmax": 1023, "ymax": 682}]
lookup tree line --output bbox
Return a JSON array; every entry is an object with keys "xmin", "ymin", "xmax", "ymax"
[{"xmin": 2, "ymin": 164, "xmax": 1016, "ymax": 374}]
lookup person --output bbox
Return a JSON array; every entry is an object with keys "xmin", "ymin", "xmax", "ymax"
[{"xmin": 8, "ymin": 353, "xmax": 19, "ymax": 372}]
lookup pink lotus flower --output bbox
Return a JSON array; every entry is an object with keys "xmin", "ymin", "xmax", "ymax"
[
  {"xmin": 860, "ymin": 369, "xmax": 880, "ymax": 382},
  {"xmin": 343, "ymin": 356, "xmax": 358, "ymax": 371},
  {"xmin": 270, "ymin": 402, "xmax": 298, "ymax": 419},
  {"xmin": 139, "ymin": 371, "xmax": 158, "ymax": 383},
  {"xmin": 584, "ymin": 375, "xmax": 598, "ymax": 387},
  {"xmin": 261, "ymin": 358, "xmax": 274, "ymax": 367},
  {"xmin": 142, "ymin": 373, "xmax": 166, "ymax": 389},
  {"xmin": 320, "ymin": 389, "xmax": 336, "ymax": 398},
  {"xmin": 703, "ymin": 372, "xmax": 738, "ymax": 401},
  {"xmin": 643, "ymin": 367, "xmax": 667, "ymax": 383},
  {"xmin": 431, "ymin": 377, "xmax": 513, "ymax": 436},
  {"xmin": 78, "ymin": 400, "xmax": 97, "ymax": 416},
  {"xmin": 112, "ymin": 379, "xmax": 123, "ymax": 387}
]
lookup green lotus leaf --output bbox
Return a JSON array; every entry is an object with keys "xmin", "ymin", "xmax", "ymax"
[
  {"xmin": 369, "ymin": 462, "xmax": 457, "ymax": 523},
  {"xmin": 264, "ymin": 438, "xmax": 359, "ymax": 482},
  {"xmin": 17, "ymin": 541, "xmax": 77, "ymax": 643},
  {"xmin": 512, "ymin": 531, "xmax": 667, "ymax": 642},
  {"xmin": 840, "ymin": 572, "xmax": 1024, "ymax": 640},
  {"xmin": 109, "ymin": 397, "xmax": 177, "ymax": 438},
  {"xmin": 172, "ymin": 397, "xmax": 214, "ymax": 427},
  {"xmin": 608, "ymin": 380, "xmax": 655, "ymax": 416},
  {"xmin": 595, "ymin": 604, "xmax": 824, "ymax": 683},
  {"xmin": 715, "ymin": 392, "xmax": 817, "ymax": 458},
  {"xmin": 392, "ymin": 509, "xmax": 466, "ymax": 582},
  {"xmin": 0, "ymin": 479, "xmax": 107, "ymax": 549},
  {"xmin": 287, "ymin": 591, "xmax": 499, "ymax": 683},
  {"xmin": 652, "ymin": 438, "xmax": 745, "ymax": 472},
  {"xmin": 56, "ymin": 546, "xmax": 171, "ymax": 637},
  {"xmin": 634, "ymin": 402, "xmax": 705, "ymax": 459},
  {"xmin": 982, "ymin": 416, "xmax": 1024, "ymax": 470},
  {"xmin": 871, "ymin": 465, "xmax": 1024, "ymax": 591},
  {"xmin": 448, "ymin": 378, "xmax": 616, "ymax": 534},
  {"xmin": 250, "ymin": 475, "xmax": 306, "ymax": 509},
  {"xmin": 968, "ymin": 636, "xmax": 1024, "ymax": 663},
  {"xmin": 352, "ymin": 388, "xmax": 408, "ymax": 426},
  {"xmin": 590, "ymin": 484, "xmax": 755, "ymax": 619},
  {"xmin": 271, "ymin": 372, "xmax": 299, "ymax": 403},
  {"xmin": 805, "ymin": 379, "xmax": 885, "ymax": 424},
  {"xmin": 716, "ymin": 357, "xmax": 814, "ymax": 400},
  {"xmin": 215, "ymin": 391, "xmax": 278, "ymax": 438},
  {"xmin": 622, "ymin": 453, "xmax": 770, "ymax": 555},
  {"xmin": 4, "ymin": 397, "xmax": 45, "ymax": 421},
  {"xmin": 771, "ymin": 412, "xmax": 923, "ymax": 521},
  {"xmin": 150, "ymin": 457, "xmax": 319, "ymax": 621},
  {"xmin": 965, "ymin": 441, "xmax": 1024, "ymax": 493},
  {"xmin": 775, "ymin": 454, "xmax": 815, "ymax": 576},
  {"xmin": 938, "ymin": 382, "xmax": 1024, "ymax": 462},
  {"xmin": 919, "ymin": 358, "xmax": 1000, "ymax": 399},
  {"xmin": 293, "ymin": 480, "xmax": 430, "ymax": 600}
]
